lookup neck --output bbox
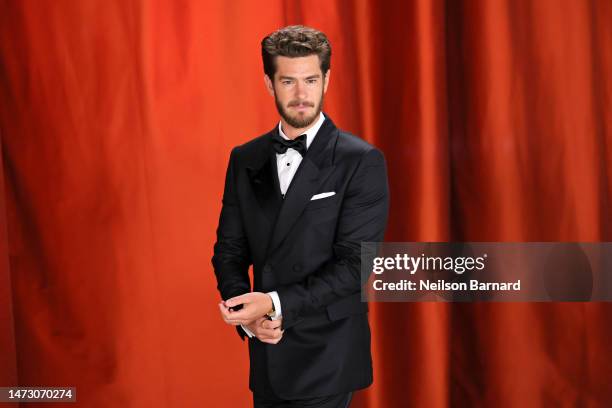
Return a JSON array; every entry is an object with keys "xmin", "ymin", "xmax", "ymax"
[{"xmin": 280, "ymin": 119, "xmax": 310, "ymax": 139}]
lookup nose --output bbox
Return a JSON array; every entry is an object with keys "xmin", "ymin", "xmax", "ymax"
[{"xmin": 295, "ymin": 80, "xmax": 307, "ymax": 100}]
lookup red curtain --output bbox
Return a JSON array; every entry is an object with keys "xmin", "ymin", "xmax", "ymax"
[{"xmin": 1, "ymin": 0, "xmax": 611, "ymax": 406}]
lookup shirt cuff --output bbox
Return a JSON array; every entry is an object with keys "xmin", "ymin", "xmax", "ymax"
[
  {"xmin": 240, "ymin": 324, "xmax": 255, "ymax": 338},
  {"xmin": 267, "ymin": 291, "xmax": 282, "ymax": 320}
]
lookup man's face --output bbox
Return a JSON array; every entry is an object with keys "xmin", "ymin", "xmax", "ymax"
[{"xmin": 265, "ymin": 55, "xmax": 330, "ymax": 130}]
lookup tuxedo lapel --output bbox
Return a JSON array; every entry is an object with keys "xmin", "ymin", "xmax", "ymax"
[
  {"xmin": 247, "ymin": 136, "xmax": 283, "ymax": 229},
  {"xmin": 267, "ymin": 117, "xmax": 338, "ymax": 256}
]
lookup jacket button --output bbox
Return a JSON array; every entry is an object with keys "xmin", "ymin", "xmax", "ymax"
[
  {"xmin": 292, "ymin": 264, "xmax": 302, "ymax": 272},
  {"xmin": 263, "ymin": 264, "xmax": 272, "ymax": 273}
]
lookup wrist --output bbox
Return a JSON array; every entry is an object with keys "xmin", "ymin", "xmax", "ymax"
[
  {"xmin": 266, "ymin": 291, "xmax": 282, "ymax": 320},
  {"xmin": 265, "ymin": 294, "xmax": 276, "ymax": 318}
]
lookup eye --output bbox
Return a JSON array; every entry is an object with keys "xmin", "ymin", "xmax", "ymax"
[
  {"xmin": 306, "ymin": 79, "xmax": 318, "ymax": 84},
  {"xmin": 281, "ymin": 80, "xmax": 293, "ymax": 85}
]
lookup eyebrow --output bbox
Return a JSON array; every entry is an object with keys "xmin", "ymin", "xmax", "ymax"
[{"xmin": 278, "ymin": 74, "xmax": 321, "ymax": 80}]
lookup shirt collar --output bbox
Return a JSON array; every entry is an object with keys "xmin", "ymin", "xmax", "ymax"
[{"xmin": 277, "ymin": 112, "xmax": 326, "ymax": 150}]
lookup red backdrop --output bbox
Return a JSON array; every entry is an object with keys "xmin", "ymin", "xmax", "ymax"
[{"xmin": 1, "ymin": 0, "xmax": 611, "ymax": 406}]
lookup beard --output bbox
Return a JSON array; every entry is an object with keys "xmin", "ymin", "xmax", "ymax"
[{"xmin": 274, "ymin": 89, "xmax": 324, "ymax": 129}]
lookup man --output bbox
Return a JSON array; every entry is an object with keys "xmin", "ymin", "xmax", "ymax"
[{"xmin": 212, "ymin": 25, "xmax": 389, "ymax": 408}]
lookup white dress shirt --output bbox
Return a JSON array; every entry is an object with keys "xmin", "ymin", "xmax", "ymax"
[{"xmin": 241, "ymin": 112, "xmax": 326, "ymax": 338}]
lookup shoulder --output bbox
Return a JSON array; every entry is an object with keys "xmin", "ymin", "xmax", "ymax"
[
  {"xmin": 335, "ymin": 129, "xmax": 386, "ymax": 167},
  {"xmin": 227, "ymin": 129, "xmax": 274, "ymax": 165},
  {"xmin": 233, "ymin": 131, "xmax": 272, "ymax": 155}
]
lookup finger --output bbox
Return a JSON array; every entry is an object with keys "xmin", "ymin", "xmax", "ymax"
[
  {"xmin": 224, "ymin": 308, "xmax": 256, "ymax": 323},
  {"xmin": 220, "ymin": 309, "xmax": 239, "ymax": 324},
  {"xmin": 262, "ymin": 319, "xmax": 282, "ymax": 330},
  {"xmin": 264, "ymin": 328, "xmax": 283, "ymax": 339},
  {"xmin": 218, "ymin": 304, "xmax": 232, "ymax": 321},
  {"xmin": 260, "ymin": 337, "xmax": 281, "ymax": 344},
  {"xmin": 261, "ymin": 325, "xmax": 285, "ymax": 338},
  {"xmin": 219, "ymin": 302, "xmax": 234, "ymax": 313},
  {"xmin": 260, "ymin": 320, "xmax": 272, "ymax": 329},
  {"xmin": 225, "ymin": 293, "xmax": 251, "ymax": 308},
  {"xmin": 256, "ymin": 328, "xmax": 277, "ymax": 339},
  {"xmin": 225, "ymin": 315, "xmax": 251, "ymax": 325},
  {"xmin": 263, "ymin": 336, "xmax": 282, "ymax": 344},
  {"xmin": 219, "ymin": 305, "xmax": 251, "ymax": 325}
]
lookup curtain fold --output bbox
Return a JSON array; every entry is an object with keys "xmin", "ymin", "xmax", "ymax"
[{"xmin": 0, "ymin": 132, "xmax": 18, "ymax": 388}]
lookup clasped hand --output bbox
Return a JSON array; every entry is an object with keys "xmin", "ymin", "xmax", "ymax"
[{"xmin": 218, "ymin": 292, "xmax": 284, "ymax": 344}]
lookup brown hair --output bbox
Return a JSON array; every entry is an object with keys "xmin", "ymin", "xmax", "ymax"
[{"xmin": 261, "ymin": 25, "xmax": 331, "ymax": 79}]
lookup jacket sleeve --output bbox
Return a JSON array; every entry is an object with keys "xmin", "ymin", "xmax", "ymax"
[
  {"xmin": 276, "ymin": 147, "xmax": 389, "ymax": 329},
  {"xmin": 212, "ymin": 147, "xmax": 252, "ymax": 312}
]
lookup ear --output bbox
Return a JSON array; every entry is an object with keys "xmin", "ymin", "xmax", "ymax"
[
  {"xmin": 323, "ymin": 69, "xmax": 331, "ymax": 94},
  {"xmin": 264, "ymin": 75, "xmax": 275, "ymax": 96}
]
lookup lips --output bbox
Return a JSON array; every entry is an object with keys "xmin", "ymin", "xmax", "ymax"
[{"xmin": 290, "ymin": 103, "xmax": 312, "ymax": 110}]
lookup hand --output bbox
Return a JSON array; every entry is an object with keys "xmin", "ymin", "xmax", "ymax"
[
  {"xmin": 245, "ymin": 317, "xmax": 284, "ymax": 344},
  {"xmin": 218, "ymin": 292, "xmax": 273, "ymax": 326}
]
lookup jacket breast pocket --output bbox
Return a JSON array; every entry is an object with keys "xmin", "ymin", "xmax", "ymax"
[{"xmin": 305, "ymin": 193, "xmax": 340, "ymax": 211}]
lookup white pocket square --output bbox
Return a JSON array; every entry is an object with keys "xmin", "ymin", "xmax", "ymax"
[{"xmin": 311, "ymin": 191, "xmax": 336, "ymax": 201}]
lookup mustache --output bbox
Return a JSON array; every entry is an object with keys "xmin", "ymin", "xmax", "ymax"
[{"xmin": 287, "ymin": 100, "xmax": 315, "ymax": 107}]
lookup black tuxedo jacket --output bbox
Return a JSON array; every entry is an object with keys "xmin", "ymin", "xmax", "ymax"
[{"xmin": 212, "ymin": 115, "xmax": 389, "ymax": 399}]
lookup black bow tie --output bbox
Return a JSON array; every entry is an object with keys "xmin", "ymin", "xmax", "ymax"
[{"xmin": 272, "ymin": 133, "xmax": 307, "ymax": 156}]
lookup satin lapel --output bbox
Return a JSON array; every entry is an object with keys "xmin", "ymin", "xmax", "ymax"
[{"xmin": 267, "ymin": 118, "xmax": 338, "ymax": 256}]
